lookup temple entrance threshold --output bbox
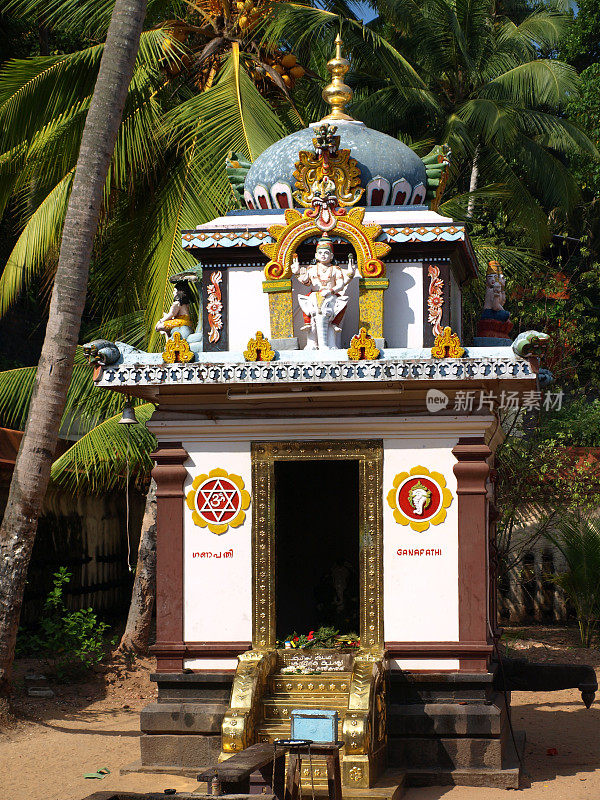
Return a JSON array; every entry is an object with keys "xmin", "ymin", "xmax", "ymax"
[
  {"xmin": 217, "ymin": 442, "xmax": 387, "ymax": 791},
  {"xmin": 274, "ymin": 459, "xmax": 360, "ymax": 641}
]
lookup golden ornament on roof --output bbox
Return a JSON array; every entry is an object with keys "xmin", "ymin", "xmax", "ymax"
[
  {"xmin": 320, "ymin": 35, "xmax": 355, "ymax": 122},
  {"xmin": 243, "ymin": 331, "xmax": 276, "ymax": 361},
  {"xmin": 347, "ymin": 327, "xmax": 380, "ymax": 360},
  {"xmin": 162, "ymin": 331, "xmax": 194, "ymax": 363},
  {"xmin": 431, "ymin": 326, "xmax": 465, "ymax": 358}
]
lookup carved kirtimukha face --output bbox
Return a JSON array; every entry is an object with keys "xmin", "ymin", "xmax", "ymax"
[
  {"xmin": 408, "ymin": 482, "xmax": 431, "ymax": 516},
  {"xmin": 315, "ymin": 246, "xmax": 333, "ymax": 265}
]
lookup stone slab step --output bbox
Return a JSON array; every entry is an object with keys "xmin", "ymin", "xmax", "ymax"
[
  {"xmin": 403, "ymin": 730, "xmax": 525, "ymax": 790},
  {"xmin": 387, "ymin": 702, "xmax": 503, "ymax": 736},
  {"xmin": 139, "ymin": 733, "xmax": 221, "ymax": 770},
  {"xmin": 141, "ymin": 702, "xmax": 225, "ymax": 734},
  {"xmin": 388, "ymin": 671, "xmax": 495, "ymax": 704},
  {"xmin": 388, "ymin": 734, "xmax": 504, "ymax": 770}
]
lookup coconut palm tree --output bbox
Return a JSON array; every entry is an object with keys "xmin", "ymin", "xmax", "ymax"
[
  {"xmin": 266, "ymin": 0, "xmax": 597, "ymax": 251},
  {"xmin": 0, "ymin": 0, "xmax": 149, "ymax": 707},
  {"xmin": 0, "ymin": 0, "xmax": 313, "ymax": 351}
]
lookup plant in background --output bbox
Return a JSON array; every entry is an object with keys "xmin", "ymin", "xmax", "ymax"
[
  {"xmin": 546, "ymin": 512, "xmax": 600, "ymax": 647},
  {"xmin": 17, "ymin": 567, "xmax": 114, "ymax": 679}
]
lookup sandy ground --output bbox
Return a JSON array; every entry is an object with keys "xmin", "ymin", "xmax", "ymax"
[{"xmin": 0, "ymin": 627, "xmax": 599, "ymax": 800}]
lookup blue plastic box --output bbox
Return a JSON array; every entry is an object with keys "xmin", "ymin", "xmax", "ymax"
[{"xmin": 290, "ymin": 709, "xmax": 339, "ymax": 743}]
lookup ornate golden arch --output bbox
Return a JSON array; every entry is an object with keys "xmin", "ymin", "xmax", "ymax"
[
  {"xmin": 260, "ymin": 207, "xmax": 390, "ymax": 340},
  {"xmin": 260, "ymin": 206, "xmax": 390, "ymax": 280}
]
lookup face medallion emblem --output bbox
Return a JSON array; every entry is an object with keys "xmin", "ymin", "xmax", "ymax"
[{"xmin": 387, "ymin": 466, "xmax": 453, "ymax": 532}]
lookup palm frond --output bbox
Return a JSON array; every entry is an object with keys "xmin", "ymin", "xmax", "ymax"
[
  {"xmin": 469, "ymin": 236, "xmax": 544, "ymax": 284},
  {"xmin": 0, "ymin": 45, "xmax": 103, "ymax": 150},
  {"xmin": 0, "ymin": 347, "xmax": 136, "ymax": 435},
  {"xmin": 497, "ymin": 12, "xmax": 570, "ymax": 56},
  {"xmin": 455, "ymin": 98, "xmax": 519, "ymax": 150},
  {"xmin": 50, "ymin": 403, "xmax": 156, "ymax": 493},
  {"xmin": 518, "ymin": 110, "xmax": 598, "ymax": 157},
  {"xmin": 482, "ymin": 59, "xmax": 580, "ymax": 109},
  {"xmin": 0, "ymin": 363, "xmax": 36, "ymax": 429},
  {"xmin": 1, "ymin": 0, "xmax": 116, "ymax": 36},
  {"xmin": 166, "ymin": 48, "xmax": 289, "ymax": 161},
  {"xmin": 0, "ymin": 170, "xmax": 74, "ymax": 317}
]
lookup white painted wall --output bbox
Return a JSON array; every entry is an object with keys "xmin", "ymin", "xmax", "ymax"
[
  {"xmin": 450, "ymin": 270, "xmax": 462, "ymax": 338},
  {"xmin": 389, "ymin": 658, "xmax": 460, "ymax": 670},
  {"xmin": 228, "ymin": 266, "xmax": 271, "ymax": 350},
  {"xmin": 184, "ymin": 658, "xmax": 238, "ymax": 670},
  {"xmin": 182, "ymin": 441, "xmax": 253, "ymax": 644},
  {"xmin": 384, "ymin": 263, "xmax": 423, "ymax": 347},
  {"xmin": 151, "ymin": 416, "xmax": 494, "ymax": 671},
  {"xmin": 382, "ymin": 437, "xmax": 460, "ymax": 649},
  {"xmin": 225, "ymin": 261, "xmax": 425, "ymax": 351}
]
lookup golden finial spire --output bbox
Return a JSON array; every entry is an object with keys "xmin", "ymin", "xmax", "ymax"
[{"xmin": 320, "ymin": 34, "xmax": 355, "ymax": 122}]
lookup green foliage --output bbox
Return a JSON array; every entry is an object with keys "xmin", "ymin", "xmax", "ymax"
[
  {"xmin": 567, "ymin": 63, "xmax": 600, "ymax": 214},
  {"xmin": 559, "ymin": 0, "xmax": 600, "ymax": 73},
  {"xmin": 17, "ymin": 567, "xmax": 114, "ymax": 678},
  {"xmin": 0, "ymin": 346, "xmax": 135, "ymax": 434},
  {"xmin": 50, "ymin": 402, "xmax": 156, "ymax": 493},
  {"xmin": 494, "ymin": 394, "xmax": 600, "ymax": 584},
  {"xmin": 546, "ymin": 512, "xmax": 600, "ymax": 647},
  {"xmin": 543, "ymin": 397, "xmax": 600, "ymax": 448}
]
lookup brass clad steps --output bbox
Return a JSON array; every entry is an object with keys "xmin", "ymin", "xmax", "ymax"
[
  {"xmin": 220, "ymin": 650, "xmax": 387, "ymax": 791},
  {"xmin": 255, "ymin": 670, "xmax": 353, "ymax": 789}
]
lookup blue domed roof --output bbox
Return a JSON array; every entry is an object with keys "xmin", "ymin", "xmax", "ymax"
[{"xmin": 243, "ymin": 120, "xmax": 427, "ymax": 210}]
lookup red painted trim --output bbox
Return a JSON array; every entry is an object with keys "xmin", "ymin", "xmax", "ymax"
[
  {"xmin": 385, "ymin": 641, "xmax": 493, "ymax": 659},
  {"xmin": 151, "ymin": 442, "xmax": 188, "ymax": 672},
  {"xmin": 183, "ymin": 641, "xmax": 252, "ymax": 658},
  {"xmin": 452, "ymin": 437, "xmax": 492, "ymax": 672}
]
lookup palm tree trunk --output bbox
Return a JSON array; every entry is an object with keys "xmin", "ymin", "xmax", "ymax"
[
  {"xmin": 467, "ymin": 145, "xmax": 480, "ymax": 218},
  {"xmin": 117, "ymin": 480, "xmax": 156, "ymax": 654},
  {"xmin": 0, "ymin": 0, "xmax": 148, "ymax": 712}
]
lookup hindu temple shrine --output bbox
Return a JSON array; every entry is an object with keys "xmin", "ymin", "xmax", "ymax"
[{"xmin": 88, "ymin": 37, "xmax": 551, "ymax": 794}]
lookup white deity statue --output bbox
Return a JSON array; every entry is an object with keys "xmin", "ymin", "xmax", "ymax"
[
  {"xmin": 483, "ymin": 267, "xmax": 506, "ymax": 313},
  {"xmin": 291, "ymin": 235, "xmax": 357, "ymax": 350}
]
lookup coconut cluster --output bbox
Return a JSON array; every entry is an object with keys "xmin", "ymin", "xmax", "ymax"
[
  {"xmin": 159, "ymin": 2, "xmax": 306, "ymax": 93},
  {"xmin": 265, "ymin": 51, "xmax": 305, "ymax": 89}
]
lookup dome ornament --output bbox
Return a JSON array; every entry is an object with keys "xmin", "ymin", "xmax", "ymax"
[{"xmin": 320, "ymin": 34, "xmax": 355, "ymax": 122}]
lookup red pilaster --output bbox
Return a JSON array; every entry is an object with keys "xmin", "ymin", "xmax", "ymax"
[
  {"xmin": 452, "ymin": 437, "xmax": 493, "ymax": 671},
  {"xmin": 149, "ymin": 442, "xmax": 188, "ymax": 672}
]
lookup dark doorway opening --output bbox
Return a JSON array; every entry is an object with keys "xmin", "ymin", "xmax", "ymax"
[{"xmin": 274, "ymin": 459, "xmax": 360, "ymax": 641}]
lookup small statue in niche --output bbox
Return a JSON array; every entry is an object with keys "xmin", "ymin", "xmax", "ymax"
[
  {"xmin": 483, "ymin": 262, "xmax": 508, "ymax": 317},
  {"xmin": 155, "ymin": 281, "xmax": 193, "ymax": 339},
  {"xmin": 476, "ymin": 260, "xmax": 513, "ymax": 343},
  {"xmin": 291, "ymin": 234, "xmax": 357, "ymax": 350}
]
